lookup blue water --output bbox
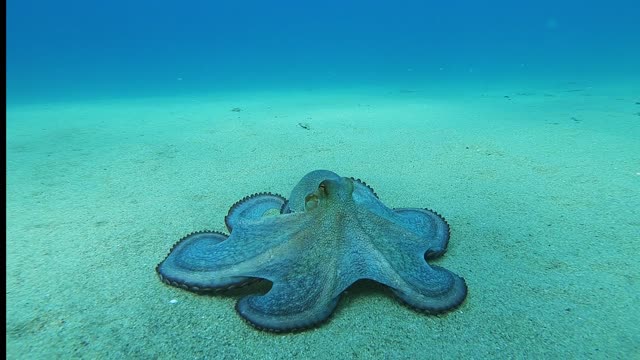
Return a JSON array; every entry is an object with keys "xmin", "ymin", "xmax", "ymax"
[
  {"xmin": 7, "ymin": 1, "xmax": 640, "ymax": 358},
  {"xmin": 7, "ymin": 0, "xmax": 640, "ymax": 104}
]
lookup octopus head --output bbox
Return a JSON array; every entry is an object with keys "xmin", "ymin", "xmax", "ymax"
[{"xmin": 304, "ymin": 177, "xmax": 354, "ymax": 211}]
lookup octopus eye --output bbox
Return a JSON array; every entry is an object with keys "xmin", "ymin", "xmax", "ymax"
[
  {"xmin": 304, "ymin": 194, "xmax": 319, "ymax": 210},
  {"xmin": 318, "ymin": 182, "xmax": 328, "ymax": 195}
]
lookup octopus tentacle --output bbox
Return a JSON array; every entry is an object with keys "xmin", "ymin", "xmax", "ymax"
[
  {"xmin": 392, "ymin": 208, "xmax": 450, "ymax": 259},
  {"xmin": 279, "ymin": 199, "xmax": 289, "ymax": 214},
  {"xmin": 156, "ymin": 231, "xmax": 254, "ymax": 291},
  {"xmin": 235, "ymin": 277, "xmax": 341, "ymax": 332},
  {"xmin": 224, "ymin": 192, "xmax": 285, "ymax": 231},
  {"xmin": 389, "ymin": 265, "xmax": 467, "ymax": 313},
  {"xmin": 350, "ymin": 177, "xmax": 379, "ymax": 199}
]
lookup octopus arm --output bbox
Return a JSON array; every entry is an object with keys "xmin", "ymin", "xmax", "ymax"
[
  {"xmin": 156, "ymin": 231, "xmax": 254, "ymax": 291},
  {"xmin": 392, "ymin": 208, "xmax": 450, "ymax": 259},
  {"xmin": 236, "ymin": 267, "xmax": 341, "ymax": 332},
  {"xmin": 390, "ymin": 264, "xmax": 467, "ymax": 314},
  {"xmin": 224, "ymin": 192, "xmax": 285, "ymax": 231}
]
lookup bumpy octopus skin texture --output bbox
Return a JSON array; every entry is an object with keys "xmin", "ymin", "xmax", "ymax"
[{"xmin": 156, "ymin": 170, "xmax": 467, "ymax": 332}]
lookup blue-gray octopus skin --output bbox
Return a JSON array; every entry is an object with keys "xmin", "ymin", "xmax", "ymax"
[{"xmin": 156, "ymin": 170, "xmax": 467, "ymax": 332}]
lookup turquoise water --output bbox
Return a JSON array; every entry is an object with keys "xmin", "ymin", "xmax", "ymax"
[
  {"xmin": 6, "ymin": 1, "xmax": 640, "ymax": 359},
  {"xmin": 7, "ymin": 0, "xmax": 640, "ymax": 104}
]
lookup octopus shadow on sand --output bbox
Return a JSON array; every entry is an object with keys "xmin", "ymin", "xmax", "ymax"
[{"xmin": 157, "ymin": 170, "xmax": 468, "ymax": 332}]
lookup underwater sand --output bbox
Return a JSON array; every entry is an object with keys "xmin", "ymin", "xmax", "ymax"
[{"xmin": 6, "ymin": 82, "xmax": 640, "ymax": 359}]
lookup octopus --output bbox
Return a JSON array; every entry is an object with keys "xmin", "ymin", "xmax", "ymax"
[{"xmin": 156, "ymin": 170, "xmax": 467, "ymax": 332}]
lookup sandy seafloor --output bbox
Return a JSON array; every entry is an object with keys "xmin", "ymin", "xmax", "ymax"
[{"xmin": 6, "ymin": 81, "xmax": 640, "ymax": 359}]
